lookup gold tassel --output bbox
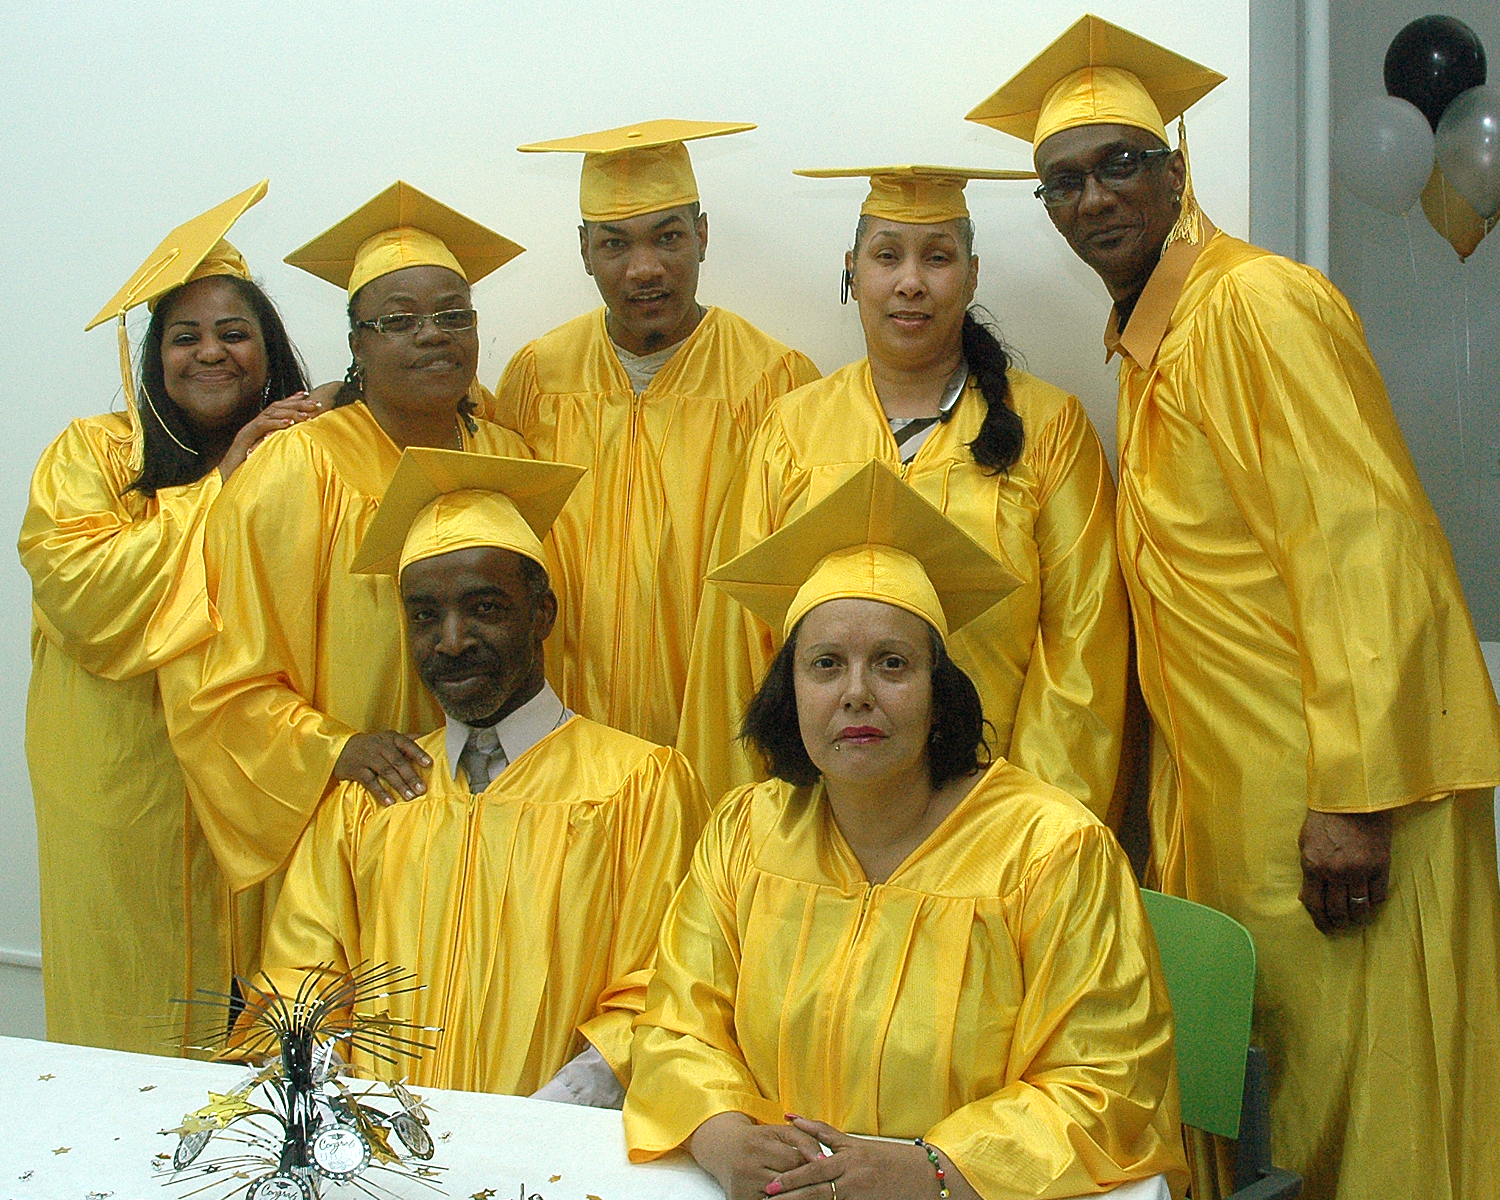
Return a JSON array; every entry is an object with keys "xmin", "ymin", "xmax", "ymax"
[
  {"xmin": 119, "ymin": 309, "xmax": 199, "ymax": 465},
  {"xmin": 117, "ymin": 314, "xmax": 146, "ymax": 474},
  {"xmin": 1163, "ymin": 115, "xmax": 1204, "ymax": 249}
]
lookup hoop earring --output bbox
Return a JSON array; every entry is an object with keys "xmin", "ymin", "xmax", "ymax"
[
  {"xmin": 840, "ymin": 267, "xmax": 853, "ymax": 306},
  {"xmin": 343, "ymin": 360, "xmax": 365, "ymax": 394}
]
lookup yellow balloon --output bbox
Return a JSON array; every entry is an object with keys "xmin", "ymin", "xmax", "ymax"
[{"xmin": 1422, "ymin": 162, "xmax": 1496, "ymax": 259}]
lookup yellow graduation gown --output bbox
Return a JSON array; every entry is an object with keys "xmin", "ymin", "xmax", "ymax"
[
  {"xmin": 678, "ymin": 360, "xmax": 1129, "ymax": 818},
  {"xmin": 624, "ymin": 764, "xmax": 1187, "ymax": 1199},
  {"xmin": 1112, "ymin": 227, "xmax": 1500, "ymax": 1199},
  {"xmin": 19, "ymin": 413, "xmax": 232, "ymax": 1054},
  {"xmin": 490, "ymin": 306, "xmax": 820, "ymax": 747},
  {"xmin": 260, "ymin": 717, "xmax": 708, "ymax": 1093},
  {"xmin": 169, "ymin": 403, "xmax": 530, "ymax": 919}
]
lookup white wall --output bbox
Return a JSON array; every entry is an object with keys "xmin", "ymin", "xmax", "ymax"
[{"xmin": 0, "ymin": 1, "xmax": 1250, "ymax": 1022}]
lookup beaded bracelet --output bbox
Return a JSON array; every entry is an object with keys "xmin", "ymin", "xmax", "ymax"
[{"xmin": 914, "ymin": 1137, "xmax": 950, "ymax": 1199}]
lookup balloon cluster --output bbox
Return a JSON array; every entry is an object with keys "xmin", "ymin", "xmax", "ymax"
[{"xmin": 1334, "ymin": 16, "xmax": 1498, "ymax": 259}]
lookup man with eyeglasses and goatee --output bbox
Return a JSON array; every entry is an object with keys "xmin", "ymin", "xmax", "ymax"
[{"xmin": 967, "ymin": 14, "xmax": 1500, "ymax": 1200}]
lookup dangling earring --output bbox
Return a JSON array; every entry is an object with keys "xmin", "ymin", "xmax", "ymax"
[
  {"xmin": 261, "ymin": 378, "xmax": 273, "ymax": 405},
  {"xmin": 343, "ymin": 360, "xmax": 365, "ymax": 394},
  {"xmin": 840, "ymin": 267, "xmax": 853, "ymax": 305}
]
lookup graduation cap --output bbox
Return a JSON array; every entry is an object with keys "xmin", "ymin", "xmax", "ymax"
[
  {"xmin": 284, "ymin": 181, "xmax": 524, "ymax": 297},
  {"xmin": 794, "ymin": 164, "xmax": 1035, "ymax": 224},
  {"xmin": 86, "ymin": 180, "xmax": 268, "ymax": 467},
  {"xmin": 519, "ymin": 119, "xmax": 755, "ymax": 222},
  {"xmin": 965, "ymin": 13, "xmax": 1225, "ymax": 149},
  {"xmin": 351, "ymin": 447, "xmax": 583, "ymax": 578},
  {"xmin": 706, "ymin": 460, "xmax": 1020, "ymax": 643}
]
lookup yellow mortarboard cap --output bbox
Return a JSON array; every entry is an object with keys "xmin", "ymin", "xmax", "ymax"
[
  {"xmin": 284, "ymin": 181, "xmax": 524, "ymax": 297},
  {"xmin": 86, "ymin": 181, "xmax": 267, "ymax": 472},
  {"xmin": 965, "ymin": 14, "xmax": 1225, "ymax": 149},
  {"xmin": 519, "ymin": 119, "xmax": 755, "ymax": 222},
  {"xmin": 86, "ymin": 180, "xmax": 265, "ymax": 331},
  {"xmin": 351, "ymin": 447, "xmax": 584, "ymax": 578},
  {"xmin": 706, "ymin": 460, "xmax": 1019, "ymax": 644},
  {"xmin": 795, "ymin": 164, "xmax": 1035, "ymax": 224}
]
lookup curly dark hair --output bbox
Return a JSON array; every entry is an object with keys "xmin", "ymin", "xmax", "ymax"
[
  {"xmin": 851, "ymin": 215, "xmax": 1025, "ymax": 474},
  {"xmin": 128, "ymin": 275, "xmax": 308, "ymax": 497},
  {"xmin": 741, "ymin": 618, "xmax": 990, "ymax": 788}
]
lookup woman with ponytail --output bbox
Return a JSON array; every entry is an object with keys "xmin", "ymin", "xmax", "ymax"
[{"xmin": 679, "ymin": 166, "xmax": 1130, "ymax": 820}]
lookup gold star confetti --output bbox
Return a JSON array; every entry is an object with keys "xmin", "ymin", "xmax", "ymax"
[
  {"xmin": 550, "ymin": 1175, "xmax": 562, "ymax": 1183},
  {"xmin": 188, "ymin": 1091, "xmax": 258, "ymax": 1129},
  {"xmin": 415, "ymin": 1166, "xmax": 440, "ymax": 1178},
  {"xmin": 19, "ymin": 1170, "xmax": 33, "ymax": 1180},
  {"xmin": 440, "ymin": 1131, "xmax": 452, "ymax": 1141},
  {"xmin": 471, "ymin": 1190, "xmax": 497, "ymax": 1200},
  {"xmin": 52, "ymin": 1146, "xmax": 70, "ymax": 1155},
  {"xmin": 138, "ymin": 1084, "xmax": 156, "ymax": 1092},
  {"xmin": 37, "ymin": 1073, "xmax": 55, "ymax": 1081},
  {"xmin": 587, "ymin": 1193, "xmax": 604, "ymax": 1199}
]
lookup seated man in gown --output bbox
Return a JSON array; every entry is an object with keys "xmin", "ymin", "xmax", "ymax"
[{"xmin": 253, "ymin": 449, "xmax": 709, "ymax": 1104}]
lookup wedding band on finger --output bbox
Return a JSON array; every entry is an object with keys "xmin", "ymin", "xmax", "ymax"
[
  {"xmin": 830, "ymin": 1180, "xmax": 837, "ymax": 1200},
  {"xmin": 1350, "ymin": 895, "xmax": 1369, "ymax": 906}
]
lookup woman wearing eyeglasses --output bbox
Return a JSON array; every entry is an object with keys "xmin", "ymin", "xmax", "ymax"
[
  {"xmin": 168, "ymin": 183, "xmax": 532, "ymax": 972},
  {"xmin": 679, "ymin": 166, "xmax": 1131, "ymax": 823},
  {"xmin": 19, "ymin": 187, "xmax": 319, "ymax": 1053}
]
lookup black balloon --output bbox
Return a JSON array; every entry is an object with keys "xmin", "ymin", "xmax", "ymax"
[{"xmin": 1385, "ymin": 16, "xmax": 1487, "ymax": 129}]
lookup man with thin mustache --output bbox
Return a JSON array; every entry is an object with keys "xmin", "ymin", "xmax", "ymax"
[
  {"xmin": 255, "ymin": 450, "xmax": 708, "ymax": 1103},
  {"xmin": 485, "ymin": 120, "xmax": 820, "ymax": 758}
]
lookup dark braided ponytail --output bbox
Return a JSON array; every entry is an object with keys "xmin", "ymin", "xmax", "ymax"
[{"xmin": 961, "ymin": 306, "xmax": 1024, "ymax": 474}]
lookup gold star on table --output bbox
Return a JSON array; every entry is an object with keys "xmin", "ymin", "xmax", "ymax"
[
  {"xmin": 52, "ymin": 1147, "xmax": 70, "ymax": 1155},
  {"xmin": 550, "ymin": 1175, "xmax": 562, "ymax": 1183},
  {"xmin": 37, "ymin": 1073, "xmax": 54, "ymax": 1081},
  {"xmin": 180, "ymin": 1091, "xmax": 257, "ymax": 1130},
  {"xmin": 138, "ymin": 1084, "xmax": 156, "ymax": 1092},
  {"xmin": 471, "ymin": 1190, "xmax": 497, "ymax": 1199}
]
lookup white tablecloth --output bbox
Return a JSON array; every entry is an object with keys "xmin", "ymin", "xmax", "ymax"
[
  {"xmin": 0, "ymin": 1036, "xmax": 1168, "ymax": 1200},
  {"xmin": 0, "ymin": 1036, "xmax": 719, "ymax": 1200}
]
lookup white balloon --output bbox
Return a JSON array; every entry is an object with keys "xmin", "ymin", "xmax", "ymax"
[
  {"xmin": 1332, "ymin": 95, "xmax": 1435, "ymax": 215},
  {"xmin": 1436, "ymin": 85, "xmax": 1500, "ymax": 219}
]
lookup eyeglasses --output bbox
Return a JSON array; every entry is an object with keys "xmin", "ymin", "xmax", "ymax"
[
  {"xmin": 1033, "ymin": 148, "xmax": 1173, "ymax": 209},
  {"xmin": 354, "ymin": 308, "xmax": 478, "ymax": 336}
]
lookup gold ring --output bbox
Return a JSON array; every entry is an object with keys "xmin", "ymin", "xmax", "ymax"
[{"xmin": 830, "ymin": 1180, "xmax": 838, "ymax": 1200}]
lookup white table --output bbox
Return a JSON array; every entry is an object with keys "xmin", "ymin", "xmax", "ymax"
[
  {"xmin": 0, "ymin": 1037, "xmax": 1168, "ymax": 1200},
  {"xmin": 0, "ymin": 1036, "xmax": 720, "ymax": 1200}
]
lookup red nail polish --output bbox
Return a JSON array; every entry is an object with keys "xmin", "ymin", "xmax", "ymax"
[
  {"xmin": 784, "ymin": 1112, "xmax": 802, "ymax": 1122},
  {"xmin": 765, "ymin": 1182, "xmax": 783, "ymax": 1196}
]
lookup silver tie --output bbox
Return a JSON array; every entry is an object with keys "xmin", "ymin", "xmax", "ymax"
[{"xmin": 458, "ymin": 726, "xmax": 505, "ymax": 793}]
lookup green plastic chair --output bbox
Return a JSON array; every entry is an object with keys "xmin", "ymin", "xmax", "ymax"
[{"xmin": 1139, "ymin": 890, "xmax": 1301, "ymax": 1199}]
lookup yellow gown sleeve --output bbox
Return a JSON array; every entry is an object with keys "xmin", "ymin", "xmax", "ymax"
[
  {"xmin": 926, "ymin": 824, "xmax": 1186, "ymax": 1200},
  {"xmin": 250, "ymin": 784, "xmax": 361, "ymax": 1002},
  {"xmin": 1186, "ymin": 261, "xmax": 1500, "ymax": 813},
  {"xmin": 176, "ymin": 433, "xmax": 355, "ymax": 890},
  {"xmin": 625, "ymin": 790, "xmax": 783, "ymax": 1158},
  {"xmin": 676, "ymin": 415, "xmax": 801, "ymax": 802},
  {"xmin": 579, "ymin": 748, "xmax": 710, "ymax": 1080},
  {"xmin": 1005, "ymin": 400, "xmax": 1130, "ymax": 824},
  {"xmin": 19, "ymin": 419, "xmax": 221, "ymax": 680},
  {"xmin": 488, "ymin": 341, "xmax": 536, "ymax": 428}
]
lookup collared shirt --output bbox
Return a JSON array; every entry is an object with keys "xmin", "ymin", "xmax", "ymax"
[
  {"xmin": 444, "ymin": 681, "xmax": 572, "ymax": 787},
  {"xmin": 1103, "ymin": 214, "xmax": 1218, "ymax": 368}
]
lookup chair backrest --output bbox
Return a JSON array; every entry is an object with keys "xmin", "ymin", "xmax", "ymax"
[{"xmin": 1139, "ymin": 889, "xmax": 1256, "ymax": 1139}]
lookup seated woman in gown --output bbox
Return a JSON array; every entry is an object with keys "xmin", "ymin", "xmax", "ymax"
[{"xmin": 625, "ymin": 461, "xmax": 1187, "ymax": 1200}]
